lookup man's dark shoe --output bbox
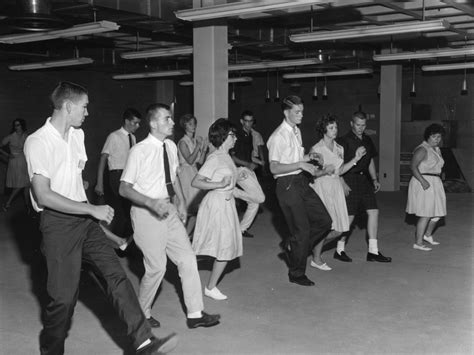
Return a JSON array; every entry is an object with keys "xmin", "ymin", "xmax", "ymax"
[
  {"xmin": 333, "ymin": 250, "xmax": 352, "ymax": 262},
  {"xmin": 367, "ymin": 252, "xmax": 392, "ymax": 263},
  {"xmin": 242, "ymin": 230, "xmax": 254, "ymax": 238},
  {"xmin": 186, "ymin": 312, "xmax": 221, "ymax": 329},
  {"xmin": 289, "ymin": 275, "xmax": 315, "ymax": 286},
  {"xmin": 136, "ymin": 333, "xmax": 178, "ymax": 355},
  {"xmin": 147, "ymin": 316, "xmax": 161, "ymax": 328}
]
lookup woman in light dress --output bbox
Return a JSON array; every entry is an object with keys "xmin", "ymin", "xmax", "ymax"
[
  {"xmin": 192, "ymin": 118, "xmax": 243, "ymax": 301},
  {"xmin": 177, "ymin": 114, "xmax": 207, "ymax": 233},
  {"xmin": 1, "ymin": 118, "xmax": 30, "ymax": 211},
  {"xmin": 406, "ymin": 123, "xmax": 446, "ymax": 251},
  {"xmin": 309, "ymin": 115, "xmax": 366, "ymax": 270}
]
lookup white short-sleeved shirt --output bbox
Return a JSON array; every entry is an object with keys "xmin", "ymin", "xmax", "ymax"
[
  {"xmin": 267, "ymin": 120, "xmax": 304, "ymax": 178},
  {"xmin": 24, "ymin": 117, "xmax": 88, "ymax": 211},
  {"xmin": 101, "ymin": 127, "xmax": 136, "ymax": 170},
  {"xmin": 121, "ymin": 134, "xmax": 179, "ymax": 199}
]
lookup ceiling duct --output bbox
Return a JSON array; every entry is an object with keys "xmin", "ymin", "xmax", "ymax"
[{"xmin": 3, "ymin": 0, "xmax": 67, "ymax": 32}]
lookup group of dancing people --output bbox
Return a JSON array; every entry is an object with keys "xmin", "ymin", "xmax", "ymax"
[{"xmin": 18, "ymin": 81, "xmax": 447, "ymax": 355}]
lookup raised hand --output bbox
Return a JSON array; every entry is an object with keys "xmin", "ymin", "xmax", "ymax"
[{"xmin": 355, "ymin": 146, "xmax": 367, "ymax": 160}]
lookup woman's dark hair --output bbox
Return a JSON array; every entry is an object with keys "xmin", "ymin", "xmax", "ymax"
[
  {"xmin": 281, "ymin": 95, "xmax": 303, "ymax": 112},
  {"xmin": 179, "ymin": 114, "xmax": 197, "ymax": 129},
  {"xmin": 11, "ymin": 118, "xmax": 26, "ymax": 133},
  {"xmin": 423, "ymin": 123, "xmax": 445, "ymax": 141},
  {"xmin": 316, "ymin": 115, "xmax": 338, "ymax": 137},
  {"xmin": 208, "ymin": 118, "xmax": 236, "ymax": 148}
]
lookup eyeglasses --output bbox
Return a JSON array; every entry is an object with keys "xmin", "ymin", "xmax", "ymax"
[{"xmin": 243, "ymin": 119, "xmax": 254, "ymax": 123}]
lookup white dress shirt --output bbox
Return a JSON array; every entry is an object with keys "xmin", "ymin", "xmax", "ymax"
[
  {"xmin": 267, "ymin": 120, "xmax": 304, "ymax": 178},
  {"xmin": 24, "ymin": 117, "xmax": 88, "ymax": 211}
]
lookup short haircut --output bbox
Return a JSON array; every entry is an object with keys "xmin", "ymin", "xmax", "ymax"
[
  {"xmin": 316, "ymin": 115, "xmax": 338, "ymax": 137},
  {"xmin": 179, "ymin": 113, "xmax": 197, "ymax": 129},
  {"xmin": 209, "ymin": 118, "xmax": 236, "ymax": 148},
  {"xmin": 123, "ymin": 108, "xmax": 141, "ymax": 122},
  {"xmin": 424, "ymin": 123, "xmax": 445, "ymax": 141},
  {"xmin": 11, "ymin": 118, "xmax": 26, "ymax": 133},
  {"xmin": 281, "ymin": 95, "xmax": 303, "ymax": 112},
  {"xmin": 145, "ymin": 103, "xmax": 170, "ymax": 125},
  {"xmin": 352, "ymin": 111, "xmax": 367, "ymax": 121},
  {"xmin": 241, "ymin": 110, "xmax": 254, "ymax": 119},
  {"xmin": 50, "ymin": 81, "xmax": 88, "ymax": 110}
]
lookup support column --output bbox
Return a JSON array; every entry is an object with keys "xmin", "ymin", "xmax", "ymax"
[
  {"xmin": 379, "ymin": 63, "xmax": 402, "ymax": 191},
  {"xmin": 192, "ymin": 1, "xmax": 228, "ymax": 137}
]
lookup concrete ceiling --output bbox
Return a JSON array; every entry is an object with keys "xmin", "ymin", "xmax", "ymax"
[{"xmin": 0, "ymin": 0, "xmax": 473, "ymax": 76}]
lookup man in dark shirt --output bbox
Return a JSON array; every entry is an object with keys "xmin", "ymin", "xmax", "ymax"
[
  {"xmin": 231, "ymin": 110, "xmax": 265, "ymax": 238},
  {"xmin": 336, "ymin": 111, "xmax": 392, "ymax": 263}
]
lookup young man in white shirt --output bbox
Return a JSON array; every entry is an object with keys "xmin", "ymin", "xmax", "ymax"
[
  {"xmin": 267, "ymin": 95, "xmax": 332, "ymax": 287},
  {"xmin": 119, "ymin": 103, "xmax": 220, "ymax": 329},
  {"xmin": 24, "ymin": 81, "xmax": 177, "ymax": 355},
  {"xmin": 95, "ymin": 108, "xmax": 141, "ymax": 246}
]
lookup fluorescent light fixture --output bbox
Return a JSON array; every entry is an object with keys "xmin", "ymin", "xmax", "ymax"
[
  {"xmin": 421, "ymin": 62, "xmax": 474, "ymax": 71},
  {"xmin": 282, "ymin": 68, "xmax": 373, "ymax": 79},
  {"xmin": 179, "ymin": 76, "xmax": 253, "ymax": 86},
  {"xmin": 121, "ymin": 46, "xmax": 193, "ymax": 60},
  {"xmin": 112, "ymin": 69, "xmax": 191, "ymax": 80},
  {"xmin": 229, "ymin": 58, "xmax": 320, "ymax": 72},
  {"xmin": 175, "ymin": 0, "xmax": 326, "ymax": 21},
  {"xmin": 0, "ymin": 21, "xmax": 119, "ymax": 44},
  {"xmin": 373, "ymin": 47, "xmax": 474, "ymax": 61},
  {"xmin": 121, "ymin": 44, "xmax": 232, "ymax": 60},
  {"xmin": 290, "ymin": 19, "xmax": 450, "ymax": 43},
  {"xmin": 9, "ymin": 57, "xmax": 94, "ymax": 71}
]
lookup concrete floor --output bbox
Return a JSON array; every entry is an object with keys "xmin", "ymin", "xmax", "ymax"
[{"xmin": 0, "ymin": 189, "xmax": 472, "ymax": 354}]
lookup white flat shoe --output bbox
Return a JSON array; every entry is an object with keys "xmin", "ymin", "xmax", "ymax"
[
  {"xmin": 423, "ymin": 236, "xmax": 440, "ymax": 245},
  {"xmin": 310, "ymin": 260, "xmax": 332, "ymax": 271},
  {"xmin": 204, "ymin": 287, "xmax": 228, "ymax": 300},
  {"xmin": 413, "ymin": 243, "xmax": 432, "ymax": 251}
]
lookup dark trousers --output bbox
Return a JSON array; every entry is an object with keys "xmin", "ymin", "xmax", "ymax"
[
  {"xmin": 39, "ymin": 209, "xmax": 152, "ymax": 355},
  {"xmin": 276, "ymin": 174, "xmax": 332, "ymax": 278},
  {"xmin": 108, "ymin": 170, "xmax": 132, "ymax": 237}
]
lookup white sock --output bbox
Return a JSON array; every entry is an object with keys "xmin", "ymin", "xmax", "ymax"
[
  {"xmin": 137, "ymin": 339, "xmax": 151, "ymax": 350},
  {"xmin": 336, "ymin": 241, "xmax": 345, "ymax": 254},
  {"xmin": 187, "ymin": 311, "xmax": 202, "ymax": 319},
  {"xmin": 368, "ymin": 239, "xmax": 378, "ymax": 254}
]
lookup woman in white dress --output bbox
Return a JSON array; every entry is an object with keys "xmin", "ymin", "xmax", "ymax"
[
  {"xmin": 177, "ymin": 114, "xmax": 207, "ymax": 233},
  {"xmin": 309, "ymin": 116, "xmax": 366, "ymax": 270},
  {"xmin": 1, "ymin": 118, "xmax": 30, "ymax": 212},
  {"xmin": 192, "ymin": 118, "xmax": 243, "ymax": 301},
  {"xmin": 406, "ymin": 124, "xmax": 446, "ymax": 251}
]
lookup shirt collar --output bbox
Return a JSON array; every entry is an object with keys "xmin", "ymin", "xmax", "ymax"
[
  {"xmin": 281, "ymin": 119, "xmax": 296, "ymax": 132},
  {"xmin": 119, "ymin": 127, "xmax": 130, "ymax": 135},
  {"xmin": 147, "ymin": 133, "xmax": 167, "ymax": 147},
  {"xmin": 45, "ymin": 117, "xmax": 75, "ymax": 140}
]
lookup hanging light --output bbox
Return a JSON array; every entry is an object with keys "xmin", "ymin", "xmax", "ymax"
[
  {"xmin": 274, "ymin": 70, "xmax": 280, "ymax": 102},
  {"xmin": 231, "ymin": 82, "xmax": 236, "ymax": 102},
  {"xmin": 461, "ymin": 59, "xmax": 468, "ymax": 95},
  {"xmin": 410, "ymin": 63, "xmax": 416, "ymax": 97},
  {"xmin": 322, "ymin": 76, "xmax": 328, "ymax": 100},
  {"xmin": 265, "ymin": 70, "xmax": 271, "ymax": 102},
  {"xmin": 377, "ymin": 82, "xmax": 381, "ymax": 98},
  {"xmin": 312, "ymin": 76, "xmax": 318, "ymax": 100}
]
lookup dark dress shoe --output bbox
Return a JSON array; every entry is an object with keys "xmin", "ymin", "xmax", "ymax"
[
  {"xmin": 147, "ymin": 316, "xmax": 161, "ymax": 328},
  {"xmin": 289, "ymin": 275, "xmax": 315, "ymax": 286},
  {"xmin": 136, "ymin": 333, "xmax": 178, "ymax": 355},
  {"xmin": 367, "ymin": 252, "xmax": 392, "ymax": 263},
  {"xmin": 242, "ymin": 230, "xmax": 254, "ymax": 238},
  {"xmin": 333, "ymin": 250, "xmax": 352, "ymax": 262},
  {"xmin": 187, "ymin": 312, "xmax": 221, "ymax": 329}
]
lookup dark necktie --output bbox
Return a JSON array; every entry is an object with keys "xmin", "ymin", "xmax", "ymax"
[
  {"xmin": 163, "ymin": 143, "xmax": 175, "ymax": 198},
  {"xmin": 128, "ymin": 133, "xmax": 133, "ymax": 148}
]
